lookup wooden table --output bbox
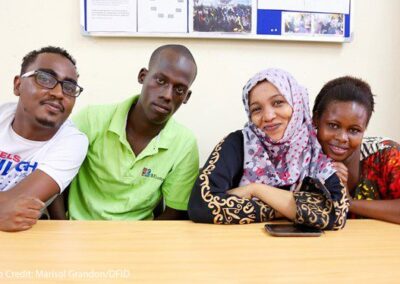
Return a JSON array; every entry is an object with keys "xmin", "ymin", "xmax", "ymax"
[{"xmin": 0, "ymin": 220, "xmax": 399, "ymax": 283}]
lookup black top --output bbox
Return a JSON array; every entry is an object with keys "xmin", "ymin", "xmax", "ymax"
[{"xmin": 188, "ymin": 130, "xmax": 349, "ymax": 230}]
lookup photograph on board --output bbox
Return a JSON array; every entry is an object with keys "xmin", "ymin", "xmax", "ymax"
[
  {"xmin": 282, "ymin": 11, "xmax": 344, "ymax": 37},
  {"xmin": 312, "ymin": 13, "xmax": 344, "ymax": 36},
  {"xmin": 282, "ymin": 12, "xmax": 312, "ymax": 35},
  {"xmin": 193, "ymin": 0, "xmax": 252, "ymax": 33}
]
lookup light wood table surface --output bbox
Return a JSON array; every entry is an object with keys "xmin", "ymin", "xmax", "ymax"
[{"xmin": 0, "ymin": 220, "xmax": 399, "ymax": 283}]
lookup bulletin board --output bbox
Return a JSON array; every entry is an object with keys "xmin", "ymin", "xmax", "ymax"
[{"xmin": 81, "ymin": 0, "xmax": 353, "ymax": 43}]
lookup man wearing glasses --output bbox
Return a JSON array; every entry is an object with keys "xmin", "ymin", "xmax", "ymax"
[
  {"xmin": 0, "ymin": 46, "xmax": 88, "ymax": 231},
  {"xmin": 67, "ymin": 44, "xmax": 199, "ymax": 220}
]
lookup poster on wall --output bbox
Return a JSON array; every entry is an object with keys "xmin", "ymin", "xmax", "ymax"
[
  {"xmin": 257, "ymin": 0, "xmax": 350, "ymax": 39},
  {"xmin": 137, "ymin": 0, "xmax": 188, "ymax": 33},
  {"xmin": 191, "ymin": 0, "xmax": 253, "ymax": 33},
  {"xmin": 85, "ymin": 0, "xmax": 137, "ymax": 32},
  {"xmin": 82, "ymin": 0, "xmax": 353, "ymax": 42}
]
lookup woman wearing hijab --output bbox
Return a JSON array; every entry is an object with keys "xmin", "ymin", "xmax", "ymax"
[{"xmin": 188, "ymin": 68, "xmax": 349, "ymax": 229}]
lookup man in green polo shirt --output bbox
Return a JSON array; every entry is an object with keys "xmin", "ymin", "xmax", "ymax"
[{"xmin": 67, "ymin": 44, "xmax": 199, "ymax": 220}]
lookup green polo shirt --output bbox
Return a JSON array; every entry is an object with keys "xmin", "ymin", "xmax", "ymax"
[{"xmin": 68, "ymin": 96, "xmax": 199, "ymax": 220}]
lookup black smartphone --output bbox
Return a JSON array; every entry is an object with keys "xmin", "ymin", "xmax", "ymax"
[{"xmin": 264, "ymin": 224, "xmax": 323, "ymax": 237}]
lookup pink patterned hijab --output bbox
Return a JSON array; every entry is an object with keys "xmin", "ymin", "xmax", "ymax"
[{"xmin": 240, "ymin": 68, "xmax": 335, "ymax": 188}]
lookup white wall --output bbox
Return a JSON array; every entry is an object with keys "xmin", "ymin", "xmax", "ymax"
[{"xmin": 1, "ymin": 0, "xmax": 399, "ymax": 164}]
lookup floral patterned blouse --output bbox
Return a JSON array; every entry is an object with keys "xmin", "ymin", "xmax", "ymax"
[{"xmin": 353, "ymin": 137, "xmax": 400, "ymax": 201}]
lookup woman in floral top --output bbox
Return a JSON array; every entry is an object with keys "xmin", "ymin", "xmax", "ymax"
[{"xmin": 313, "ymin": 76, "xmax": 400, "ymax": 223}]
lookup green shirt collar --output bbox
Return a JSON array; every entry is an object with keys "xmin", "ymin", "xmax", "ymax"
[{"xmin": 108, "ymin": 95, "xmax": 137, "ymax": 139}]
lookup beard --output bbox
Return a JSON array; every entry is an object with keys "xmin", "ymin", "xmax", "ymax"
[{"xmin": 35, "ymin": 117, "xmax": 57, "ymax": 128}]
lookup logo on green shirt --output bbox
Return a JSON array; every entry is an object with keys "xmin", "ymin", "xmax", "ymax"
[{"xmin": 142, "ymin": 167, "xmax": 164, "ymax": 181}]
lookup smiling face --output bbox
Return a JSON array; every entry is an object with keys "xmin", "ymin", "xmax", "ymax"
[
  {"xmin": 314, "ymin": 100, "xmax": 368, "ymax": 162},
  {"xmin": 14, "ymin": 53, "xmax": 77, "ymax": 131},
  {"xmin": 137, "ymin": 49, "xmax": 196, "ymax": 126},
  {"xmin": 248, "ymin": 81, "xmax": 293, "ymax": 142}
]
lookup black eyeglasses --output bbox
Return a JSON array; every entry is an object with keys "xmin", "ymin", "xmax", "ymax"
[{"xmin": 21, "ymin": 70, "xmax": 83, "ymax": 97}]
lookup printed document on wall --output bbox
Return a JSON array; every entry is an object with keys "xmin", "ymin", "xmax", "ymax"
[
  {"xmin": 137, "ymin": 0, "xmax": 188, "ymax": 33},
  {"xmin": 258, "ymin": 0, "xmax": 349, "ymax": 14},
  {"xmin": 86, "ymin": 0, "xmax": 137, "ymax": 32}
]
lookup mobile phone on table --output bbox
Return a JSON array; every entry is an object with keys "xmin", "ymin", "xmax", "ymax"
[{"xmin": 264, "ymin": 224, "xmax": 323, "ymax": 237}]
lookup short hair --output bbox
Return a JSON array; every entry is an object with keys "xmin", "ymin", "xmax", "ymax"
[
  {"xmin": 148, "ymin": 44, "xmax": 197, "ymax": 79},
  {"xmin": 312, "ymin": 76, "xmax": 375, "ymax": 124},
  {"xmin": 20, "ymin": 46, "xmax": 77, "ymax": 75}
]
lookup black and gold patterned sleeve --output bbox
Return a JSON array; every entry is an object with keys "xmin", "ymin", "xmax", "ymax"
[
  {"xmin": 293, "ymin": 175, "xmax": 349, "ymax": 230},
  {"xmin": 188, "ymin": 130, "xmax": 276, "ymax": 224}
]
